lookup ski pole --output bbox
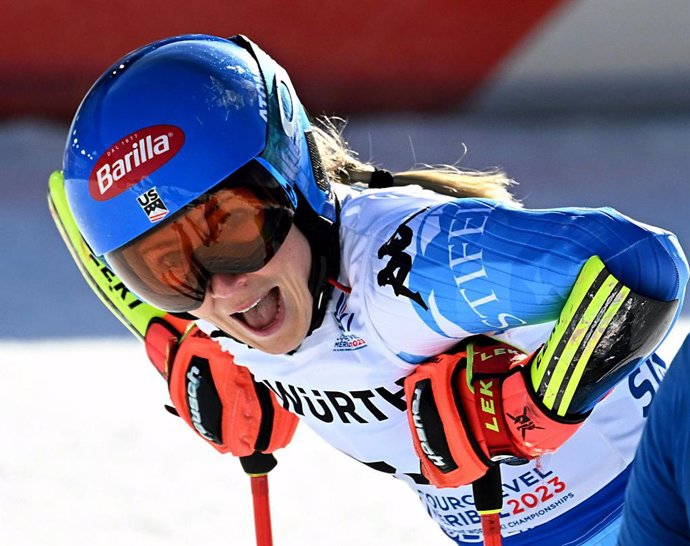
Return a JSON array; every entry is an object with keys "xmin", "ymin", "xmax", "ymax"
[
  {"xmin": 250, "ymin": 474, "xmax": 273, "ymax": 546},
  {"xmin": 472, "ymin": 464, "xmax": 504, "ymax": 546},
  {"xmin": 241, "ymin": 452, "xmax": 278, "ymax": 546}
]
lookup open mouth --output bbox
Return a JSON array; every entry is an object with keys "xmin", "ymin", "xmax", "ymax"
[{"xmin": 231, "ymin": 287, "xmax": 282, "ymax": 332}]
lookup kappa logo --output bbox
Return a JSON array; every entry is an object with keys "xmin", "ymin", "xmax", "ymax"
[
  {"xmin": 89, "ymin": 125, "xmax": 185, "ymax": 201},
  {"xmin": 377, "ymin": 209, "xmax": 429, "ymax": 310}
]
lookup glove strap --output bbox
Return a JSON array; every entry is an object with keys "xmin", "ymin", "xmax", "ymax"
[
  {"xmin": 464, "ymin": 343, "xmax": 523, "ymax": 460},
  {"xmin": 466, "ymin": 342, "xmax": 587, "ymax": 461}
]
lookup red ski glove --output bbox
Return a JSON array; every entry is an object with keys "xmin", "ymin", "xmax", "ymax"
[
  {"xmin": 145, "ymin": 317, "xmax": 298, "ymax": 458},
  {"xmin": 405, "ymin": 336, "xmax": 586, "ymax": 488},
  {"xmin": 404, "ymin": 255, "xmax": 680, "ymax": 488}
]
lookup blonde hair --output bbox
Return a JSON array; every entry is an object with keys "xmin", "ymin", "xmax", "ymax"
[{"xmin": 312, "ymin": 116, "xmax": 521, "ymax": 206}]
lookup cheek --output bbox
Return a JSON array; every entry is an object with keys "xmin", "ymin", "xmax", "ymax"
[
  {"xmin": 189, "ymin": 304, "xmax": 214, "ymax": 324},
  {"xmin": 297, "ymin": 245, "xmax": 312, "ymax": 283},
  {"xmin": 278, "ymin": 231, "xmax": 313, "ymax": 319},
  {"xmin": 296, "ymin": 249, "xmax": 313, "ymax": 299},
  {"xmin": 189, "ymin": 289, "xmax": 231, "ymax": 325},
  {"xmin": 278, "ymin": 228, "xmax": 312, "ymax": 286}
]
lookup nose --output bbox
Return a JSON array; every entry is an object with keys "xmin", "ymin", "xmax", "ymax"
[{"xmin": 208, "ymin": 272, "xmax": 250, "ymax": 299}]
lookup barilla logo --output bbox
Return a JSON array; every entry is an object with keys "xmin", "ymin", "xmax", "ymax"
[{"xmin": 89, "ymin": 125, "xmax": 184, "ymax": 201}]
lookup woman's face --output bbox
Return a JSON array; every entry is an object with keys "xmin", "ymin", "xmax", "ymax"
[{"xmin": 191, "ymin": 224, "xmax": 313, "ymax": 354}]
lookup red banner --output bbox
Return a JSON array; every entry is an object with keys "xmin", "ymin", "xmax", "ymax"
[{"xmin": 1, "ymin": 1, "xmax": 565, "ymax": 118}]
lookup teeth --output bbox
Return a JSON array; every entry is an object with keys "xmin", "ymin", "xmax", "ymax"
[{"xmin": 236, "ymin": 296, "xmax": 263, "ymax": 314}]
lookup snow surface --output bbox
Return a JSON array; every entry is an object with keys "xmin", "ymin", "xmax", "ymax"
[{"xmin": 1, "ymin": 339, "xmax": 451, "ymax": 546}]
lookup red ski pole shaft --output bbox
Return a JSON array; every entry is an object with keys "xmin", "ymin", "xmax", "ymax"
[
  {"xmin": 241, "ymin": 453, "xmax": 278, "ymax": 546},
  {"xmin": 250, "ymin": 474, "xmax": 274, "ymax": 546},
  {"xmin": 480, "ymin": 512, "xmax": 502, "ymax": 546}
]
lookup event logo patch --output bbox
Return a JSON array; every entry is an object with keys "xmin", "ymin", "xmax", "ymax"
[
  {"xmin": 89, "ymin": 125, "xmax": 184, "ymax": 201},
  {"xmin": 333, "ymin": 292, "xmax": 367, "ymax": 351}
]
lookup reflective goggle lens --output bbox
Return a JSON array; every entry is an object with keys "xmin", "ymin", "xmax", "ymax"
[{"xmin": 106, "ymin": 162, "xmax": 294, "ymax": 312}]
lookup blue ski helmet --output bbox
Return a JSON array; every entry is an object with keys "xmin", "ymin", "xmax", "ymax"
[{"xmin": 63, "ymin": 34, "xmax": 336, "ymax": 258}]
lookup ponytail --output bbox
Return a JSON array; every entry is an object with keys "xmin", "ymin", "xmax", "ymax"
[{"xmin": 312, "ymin": 116, "xmax": 521, "ymax": 206}]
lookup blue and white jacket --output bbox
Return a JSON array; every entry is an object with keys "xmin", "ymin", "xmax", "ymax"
[{"xmin": 200, "ymin": 184, "xmax": 688, "ymax": 545}]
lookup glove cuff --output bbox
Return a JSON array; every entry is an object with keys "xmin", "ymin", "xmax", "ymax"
[{"xmin": 501, "ymin": 367, "xmax": 588, "ymax": 459}]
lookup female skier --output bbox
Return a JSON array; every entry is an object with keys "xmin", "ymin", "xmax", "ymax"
[{"xmin": 51, "ymin": 34, "xmax": 688, "ymax": 546}]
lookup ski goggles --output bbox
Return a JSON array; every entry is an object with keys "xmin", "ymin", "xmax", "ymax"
[{"xmin": 106, "ymin": 161, "xmax": 295, "ymax": 312}]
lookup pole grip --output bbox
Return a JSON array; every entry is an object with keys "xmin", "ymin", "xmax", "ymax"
[{"xmin": 472, "ymin": 465, "xmax": 504, "ymax": 546}]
